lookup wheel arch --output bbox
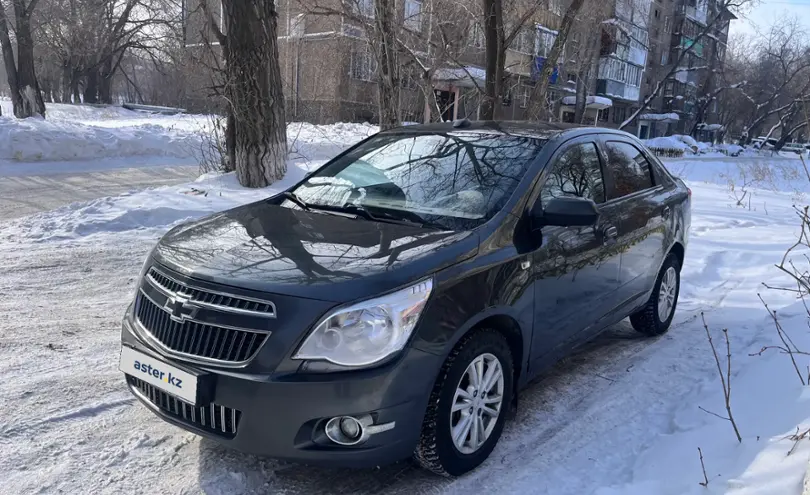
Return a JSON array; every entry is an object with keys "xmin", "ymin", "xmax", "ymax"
[{"xmin": 441, "ymin": 308, "xmax": 530, "ymax": 400}]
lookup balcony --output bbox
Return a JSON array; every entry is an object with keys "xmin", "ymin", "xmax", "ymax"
[{"xmin": 682, "ymin": 5, "xmax": 708, "ymax": 25}]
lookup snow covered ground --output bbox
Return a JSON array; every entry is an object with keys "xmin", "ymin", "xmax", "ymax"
[{"xmin": 4, "ymin": 115, "xmax": 810, "ymax": 494}]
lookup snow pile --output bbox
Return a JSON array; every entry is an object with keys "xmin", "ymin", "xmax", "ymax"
[
  {"xmin": 0, "ymin": 102, "xmax": 378, "ymax": 166},
  {"xmin": 0, "ymin": 116, "xmax": 204, "ymax": 162},
  {"xmin": 639, "ymin": 112, "xmax": 680, "ymax": 121},
  {"xmin": 561, "ymin": 95, "xmax": 613, "ymax": 107},
  {"xmin": 4, "ymin": 161, "xmax": 325, "ymax": 242},
  {"xmin": 2, "ymin": 120, "xmax": 379, "ymax": 241},
  {"xmin": 288, "ymin": 121, "xmax": 377, "ymax": 160}
]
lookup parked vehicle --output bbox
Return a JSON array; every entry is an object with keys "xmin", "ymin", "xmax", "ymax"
[{"xmin": 119, "ymin": 121, "xmax": 691, "ymax": 476}]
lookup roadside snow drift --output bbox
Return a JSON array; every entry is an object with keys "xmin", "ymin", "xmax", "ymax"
[{"xmin": 0, "ymin": 101, "xmax": 378, "ymax": 165}]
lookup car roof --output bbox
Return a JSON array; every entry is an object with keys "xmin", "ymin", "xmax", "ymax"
[{"xmin": 382, "ymin": 120, "xmax": 636, "ymax": 141}]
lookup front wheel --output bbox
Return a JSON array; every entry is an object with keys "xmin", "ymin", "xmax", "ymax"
[
  {"xmin": 630, "ymin": 253, "xmax": 681, "ymax": 336},
  {"xmin": 414, "ymin": 329, "xmax": 514, "ymax": 476}
]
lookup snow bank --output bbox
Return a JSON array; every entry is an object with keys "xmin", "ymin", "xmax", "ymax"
[
  {"xmin": 0, "ymin": 101, "xmax": 378, "ymax": 166},
  {"xmin": 644, "ymin": 136, "xmax": 692, "ymax": 151},
  {"xmin": 4, "ymin": 160, "xmax": 329, "ymax": 242},
  {"xmin": 0, "ymin": 116, "xmax": 203, "ymax": 162},
  {"xmin": 639, "ymin": 112, "xmax": 679, "ymax": 121}
]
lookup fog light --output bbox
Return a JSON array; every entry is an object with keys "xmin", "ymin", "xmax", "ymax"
[
  {"xmin": 340, "ymin": 417, "xmax": 360, "ymax": 439},
  {"xmin": 325, "ymin": 416, "xmax": 366, "ymax": 446}
]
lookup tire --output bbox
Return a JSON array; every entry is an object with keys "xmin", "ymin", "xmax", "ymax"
[
  {"xmin": 414, "ymin": 329, "xmax": 514, "ymax": 477},
  {"xmin": 630, "ymin": 253, "xmax": 681, "ymax": 336}
]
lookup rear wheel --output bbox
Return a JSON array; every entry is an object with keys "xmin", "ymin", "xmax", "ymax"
[
  {"xmin": 414, "ymin": 329, "xmax": 514, "ymax": 476},
  {"xmin": 630, "ymin": 253, "xmax": 680, "ymax": 336}
]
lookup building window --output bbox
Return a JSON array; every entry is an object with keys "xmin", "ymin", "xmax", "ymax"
[
  {"xmin": 469, "ymin": 23, "xmax": 484, "ymax": 48},
  {"xmin": 626, "ymin": 64, "xmax": 642, "ymax": 87},
  {"xmin": 536, "ymin": 26, "xmax": 558, "ymax": 57},
  {"xmin": 512, "ymin": 26, "xmax": 535, "ymax": 54},
  {"xmin": 518, "ymin": 84, "xmax": 530, "ymax": 108},
  {"xmin": 404, "ymin": 0, "xmax": 422, "ymax": 31},
  {"xmin": 355, "ymin": 0, "xmax": 374, "ymax": 18},
  {"xmin": 661, "ymin": 51, "xmax": 668, "ymax": 65},
  {"xmin": 664, "ymin": 16, "xmax": 671, "ymax": 33},
  {"xmin": 612, "ymin": 106, "xmax": 627, "ymax": 125},
  {"xmin": 350, "ymin": 45, "xmax": 377, "ymax": 81},
  {"xmin": 342, "ymin": 18, "xmax": 365, "ymax": 38},
  {"xmin": 598, "ymin": 108, "xmax": 610, "ymax": 122},
  {"xmin": 654, "ymin": 8, "xmax": 660, "ymax": 18},
  {"xmin": 600, "ymin": 57, "xmax": 628, "ymax": 83}
]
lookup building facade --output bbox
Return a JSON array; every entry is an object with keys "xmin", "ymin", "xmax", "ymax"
[{"xmin": 181, "ymin": 0, "xmax": 733, "ymax": 134}]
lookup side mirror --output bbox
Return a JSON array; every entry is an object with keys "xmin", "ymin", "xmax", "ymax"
[{"xmin": 533, "ymin": 197, "xmax": 600, "ymax": 227}]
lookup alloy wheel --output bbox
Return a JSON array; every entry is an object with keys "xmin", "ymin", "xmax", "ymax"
[{"xmin": 450, "ymin": 353, "xmax": 505, "ymax": 454}]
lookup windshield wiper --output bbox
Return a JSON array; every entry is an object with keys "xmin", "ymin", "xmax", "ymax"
[
  {"xmin": 325, "ymin": 203, "xmax": 446, "ymax": 230},
  {"xmin": 281, "ymin": 191, "xmax": 311, "ymax": 211}
]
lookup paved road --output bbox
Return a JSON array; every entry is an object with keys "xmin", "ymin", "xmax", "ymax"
[{"xmin": 0, "ymin": 165, "xmax": 199, "ymax": 221}]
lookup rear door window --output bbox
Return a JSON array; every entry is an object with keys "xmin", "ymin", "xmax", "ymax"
[
  {"xmin": 604, "ymin": 141, "xmax": 654, "ymax": 200},
  {"xmin": 541, "ymin": 142, "xmax": 606, "ymax": 204}
]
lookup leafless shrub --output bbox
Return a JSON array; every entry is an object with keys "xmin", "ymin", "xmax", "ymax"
[
  {"xmin": 190, "ymin": 115, "xmax": 230, "ymax": 175},
  {"xmin": 697, "ymin": 447, "xmax": 710, "ymax": 487},
  {"xmin": 700, "ymin": 312, "xmax": 743, "ymax": 443},
  {"xmin": 750, "ymin": 294, "xmax": 809, "ymax": 385}
]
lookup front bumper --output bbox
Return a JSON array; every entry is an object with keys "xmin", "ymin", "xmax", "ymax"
[{"xmin": 121, "ymin": 317, "xmax": 442, "ymax": 468}]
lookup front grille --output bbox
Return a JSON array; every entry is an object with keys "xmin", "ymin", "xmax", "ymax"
[
  {"xmin": 134, "ymin": 266, "xmax": 274, "ymax": 365},
  {"xmin": 128, "ymin": 376, "xmax": 241, "ymax": 438},
  {"xmin": 135, "ymin": 294, "xmax": 268, "ymax": 363},
  {"xmin": 148, "ymin": 268, "xmax": 276, "ymax": 316}
]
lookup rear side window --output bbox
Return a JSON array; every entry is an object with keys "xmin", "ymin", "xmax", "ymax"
[
  {"xmin": 604, "ymin": 141, "xmax": 654, "ymax": 199},
  {"xmin": 541, "ymin": 142, "xmax": 605, "ymax": 204}
]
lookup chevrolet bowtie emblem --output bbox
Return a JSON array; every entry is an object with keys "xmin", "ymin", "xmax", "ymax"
[{"xmin": 164, "ymin": 294, "xmax": 200, "ymax": 323}]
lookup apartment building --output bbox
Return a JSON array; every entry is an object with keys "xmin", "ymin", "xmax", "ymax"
[
  {"xmin": 183, "ymin": 0, "xmax": 568, "ymax": 124},
  {"xmin": 639, "ymin": 0, "xmax": 735, "ymax": 139},
  {"xmin": 182, "ymin": 0, "xmax": 731, "ymax": 133}
]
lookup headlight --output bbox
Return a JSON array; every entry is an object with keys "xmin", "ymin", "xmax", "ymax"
[{"xmin": 293, "ymin": 278, "xmax": 433, "ymax": 367}]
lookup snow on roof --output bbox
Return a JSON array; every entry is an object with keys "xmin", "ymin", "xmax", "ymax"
[
  {"xmin": 602, "ymin": 18, "xmax": 631, "ymax": 35},
  {"xmin": 643, "ymin": 136, "xmax": 691, "ymax": 151},
  {"xmin": 697, "ymin": 123, "xmax": 725, "ymax": 131},
  {"xmin": 639, "ymin": 113, "xmax": 679, "ymax": 121},
  {"xmin": 433, "ymin": 66, "xmax": 486, "ymax": 82},
  {"xmin": 561, "ymin": 95, "xmax": 613, "ymax": 107}
]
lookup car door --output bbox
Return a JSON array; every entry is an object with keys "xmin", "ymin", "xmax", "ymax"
[
  {"xmin": 599, "ymin": 138, "xmax": 672, "ymax": 308},
  {"xmin": 528, "ymin": 139, "xmax": 623, "ymax": 366}
]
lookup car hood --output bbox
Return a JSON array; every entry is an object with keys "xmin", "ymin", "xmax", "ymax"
[{"xmin": 152, "ymin": 201, "xmax": 478, "ymax": 302}]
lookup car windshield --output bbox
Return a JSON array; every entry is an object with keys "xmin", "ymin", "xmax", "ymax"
[{"xmin": 289, "ymin": 130, "xmax": 546, "ymax": 230}]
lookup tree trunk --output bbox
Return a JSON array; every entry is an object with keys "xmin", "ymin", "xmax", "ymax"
[
  {"xmin": 99, "ymin": 74, "xmax": 113, "ymax": 104},
  {"xmin": 480, "ymin": 0, "xmax": 503, "ymax": 120},
  {"xmin": 84, "ymin": 70, "xmax": 99, "ymax": 103},
  {"xmin": 11, "ymin": 0, "xmax": 44, "ymax": 117},
  {"xmin": 526, "ymin": 0, "xmax": 585, "ymax": 120},
  {"xmin": 98, "ymin": 57, "xmax": 114, "ymax": 104},
  {"xmin": 223, "ymin": 0, "xmax": 288, "ymax": 188},
  {"xmin": 60, "ymin": 63, "xmax": 72, "ymax": 103},
  {"xmin": 71, "ymin": 74, "xmax": 81, "ymax": 103},
  {"xmin": 374, "ymin": 0, "xmax": 401, "ymax": 129},
  {"xmin": 0, "ymin": 1, "xmax": 45, "ymax": 118},
  {"xmin": 0, "ymin": 3, "xmax": 22, "ymax": 116}
]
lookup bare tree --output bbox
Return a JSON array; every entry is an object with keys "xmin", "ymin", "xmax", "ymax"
[
  {"xmin": 619, "ymin": 0, "xmax": 753, "ymax": 131},
  {"xmin": 525, "ymin": 0, "xmax": 586, "ymax": 120},
  {"xmin": 0, "ymin": 0, "xmax": 46, "ymax": 117},
  {"xmin": 203, "ymin": 0, "xmax": 288, "ymax": 187}
]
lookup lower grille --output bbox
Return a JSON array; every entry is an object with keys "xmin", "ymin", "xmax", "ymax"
[
  {"xmin": 128, "ymin": 376, "xmax": 241, "ymax": 438},
  {"xmin": 135, "ymin": 294, "xmax": 268, "ymax": 364}
]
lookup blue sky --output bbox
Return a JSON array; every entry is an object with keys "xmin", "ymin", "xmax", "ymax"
[{"xmin": 730, "ymin": 0, "xmax": 810, "ymax": 35}]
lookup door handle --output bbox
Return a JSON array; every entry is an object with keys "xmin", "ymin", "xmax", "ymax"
[{"xmin": 663, "ymin": 206, "xmax": 671, "ymax": 219}]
